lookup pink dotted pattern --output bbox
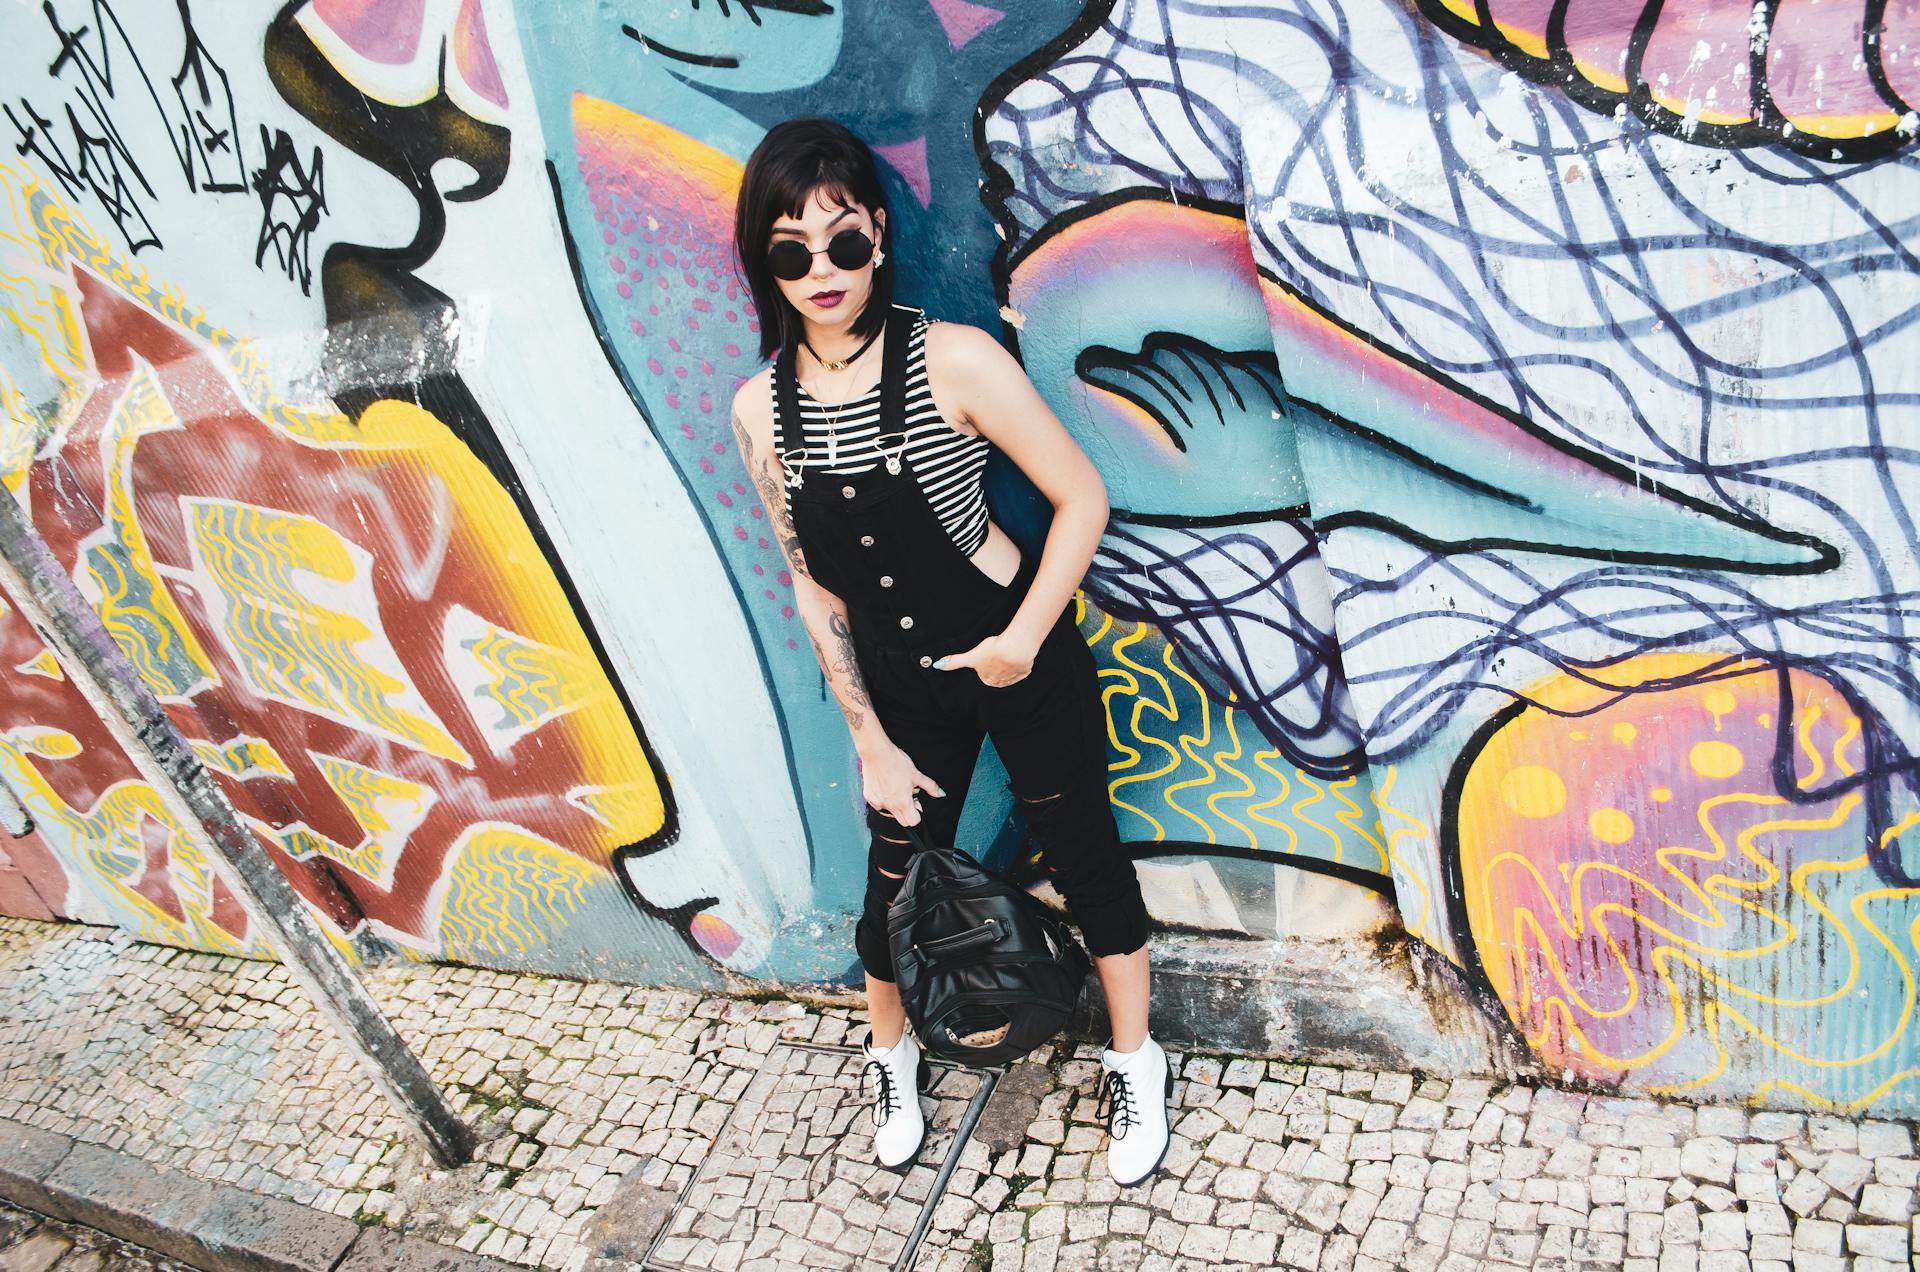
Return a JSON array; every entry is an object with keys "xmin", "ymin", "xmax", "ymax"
[{"xmin": 574, "ymin": 101, "xmax": 801, "ymax": 640}]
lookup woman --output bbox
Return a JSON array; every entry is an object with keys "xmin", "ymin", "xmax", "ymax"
[{"xmin": 729, "ymin": 119, "xmax": 1170, "ymax": 1187}]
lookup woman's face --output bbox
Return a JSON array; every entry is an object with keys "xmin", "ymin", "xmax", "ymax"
[{"xmin": 768, "ymin": 187, "xmax": 885, "ymax": 332}]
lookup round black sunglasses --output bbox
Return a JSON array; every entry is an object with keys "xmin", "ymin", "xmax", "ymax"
[{"xmin": 767, "ymin": 228, "xmax": 875, "ymax": 281}]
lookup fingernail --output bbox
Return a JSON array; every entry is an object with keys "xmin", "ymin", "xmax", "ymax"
[
  {"xmin": 932, "ymin": 658, "xmax": 947, "ymax": 670},
  {"xmin": 936, "ymin": 787, "xmax": 947, "ymax": 797}
]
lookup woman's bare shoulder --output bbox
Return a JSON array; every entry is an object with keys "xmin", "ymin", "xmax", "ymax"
[
  {"xmin": 731, "ymin": 367, "xmax": 777, "ymax": 442},
  {"xmin": 922, "ymin": 318, "xmax": 1014, "ymax": 373}
]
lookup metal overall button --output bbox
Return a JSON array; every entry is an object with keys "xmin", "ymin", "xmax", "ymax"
[
  {"xmin": 918, "ymin": 655, "xmax": 933, "ymax": 668},
  {"xmin": 879, "ymin": 576, "xmax": 894, "ymax": 588},
  {"xmin": 841, "ymin": 485, "xmax": 856, "ymax": 500},
  {"xmin": 899, "ymin": 616, "xmax": 914, "ymax": 630},
  {"xmin": 860, "ymin": 535, "xmax": 875, "ymax": 547}
]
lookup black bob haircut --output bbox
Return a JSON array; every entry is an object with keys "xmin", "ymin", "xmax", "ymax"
[{"xmin": 734, "ymin": 118, "xmax": 895, "ymax": 363}]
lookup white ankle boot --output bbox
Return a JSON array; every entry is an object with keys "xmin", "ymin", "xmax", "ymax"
[
  {"xmin": 861, "ymin": 1030, "xmax": 930, "ymax": 1171},
  {"xmin": 1100, "ymin": 1035, "xmax": 1173, "ymax": 1187}
]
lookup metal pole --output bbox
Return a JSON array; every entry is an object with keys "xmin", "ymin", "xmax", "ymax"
[{"xmin": 0, "ymin": 488, "xmax": 474, "ymax": 1167}]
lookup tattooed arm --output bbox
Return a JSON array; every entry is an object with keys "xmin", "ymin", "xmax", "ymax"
[
  {"xmin": 731, "ymin": 378, "xmax": 941, "ymax": 824},
  {"xmin": 729, "ymin": 397, "xmax": 875, "ymax": 739}
]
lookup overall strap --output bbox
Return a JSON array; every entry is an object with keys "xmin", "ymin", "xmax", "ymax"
[
  {"xmin": 773, "ymin": 339, "xmax": 805, "ymax": 460},
  {"xmin": 877, "ymin": 304, "xmax": 916, "ymax": 444}
]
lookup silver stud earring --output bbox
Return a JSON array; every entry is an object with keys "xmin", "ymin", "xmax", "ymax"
[{"xmin": 873, "ymin": 247, "xmax": 886, "ymax": 268}]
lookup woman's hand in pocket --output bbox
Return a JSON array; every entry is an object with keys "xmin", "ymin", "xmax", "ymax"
[
  {"xmin": 933, "ymin": 631, "xmax": 1038, "ymax": 688},
  {"xmin": 860, "ymin": 740, "xmax": 944, "ymax": 826}
]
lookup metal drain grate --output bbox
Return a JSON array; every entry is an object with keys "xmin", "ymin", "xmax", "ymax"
[{"xmin": 642, "ymin": 1042, "xmax": 997, "ymax": 1272}]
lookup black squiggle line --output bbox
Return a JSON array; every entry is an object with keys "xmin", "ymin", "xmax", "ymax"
[{"xmin": 620, "ymin": 25, "xmax": 740, "ymax": 69}]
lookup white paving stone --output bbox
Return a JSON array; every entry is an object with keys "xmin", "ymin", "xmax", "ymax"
[{"xmin": 3, "ymin": 917, "xmax": 1920, "ymax": 1272}]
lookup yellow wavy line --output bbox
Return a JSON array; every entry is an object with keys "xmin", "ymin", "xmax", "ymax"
[
  {"xmin": 1674, "ymin": 885, "xmax": 1920, "ymax": 1089},
  {"xmin": 1328, "ymin": 775, "xmax": 1387, "ymax": 872},
  {"xmin": 440, "ymin": 827, "xmax": 595, "ymax": 958},
  {"xmin": 280, "ymin": 826, "xmax": 385, "ymax": 882},
  {"xmin": 192, "ymin": 504, "xmax": 465, "ymax": 761},
  {"xmin": 1205, "ymin": 710, "xmax": 1260, "ymax": 851},
  {"xmin": 1474, "ymin": 793, "xmax": 1806, "ymax": 1061},
  {"xmin": 1079, "ymin": 598, "xmax": 1111, "ymax": 650},
  {"xmin": 187, "ymin": 736, "xmax": 293, "ymax": 780},
  {"xmin": 1096, "ymin": 620, "xmax": 1153, "ymax": 835},
  {"xmin": 1290, "ymin": 769, "xmax": 1344, "ymax": 859},
  {"xmin": 1493, "ymin": 792, "xmax": 1920, "ymax": 1082},
  {"xmin": 1796, "ymin": 704, "xmax": 1826, "ymax": 790},
  {"xmin": 1102, "ymin": 621, "xmax": 1178, "ymax": 839},
  {"xmin": 1658, "ymin": 891, "xmax": 1912, "ymax": 1099},
  {"xmin": 1832, "ymin": 712, "xmax": 1861, "ymax": 779},
  {"xmin": 1560, "ymin": 797, "xmax": 1821, "ymax": 984},
  {"xmin": 90, "ymin": 365, "xmax": 216, "ymax": 692},
  {"xmin": 470, "ymin": 625, "xmax": 591, "ymax": 730},
  {"xmin": 1245, "ymin": 750, "xmax": 1297, "ymax": 853},
  {"xmin": 0, "ymin": 738, "xmax": 261, "ymax": 953},
  {"xmin": 1159, "ymin": 638, "xmax": 1224, "ymax": 843},
  {"xmin": 1511, "ymin": 794, "xmax": 1845, "ymax": 996},
  {"xmin": 1881, "ymin": 810, "xmax": 1920, "ymax": 850}
]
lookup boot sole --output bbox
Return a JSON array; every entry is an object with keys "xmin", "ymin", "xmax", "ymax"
[
  {"xmin": 1112, "ymin": 1066, "xmax": 1176, "ymax": 1189},
  {"xmin": 876, "ymin": 1056, "xmax": 933, "ymax": 1174}
]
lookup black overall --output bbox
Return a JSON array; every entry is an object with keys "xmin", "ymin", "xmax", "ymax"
[{"xmin": 775, "ymin": 305, "xmax": 1150, "ymax": 982}]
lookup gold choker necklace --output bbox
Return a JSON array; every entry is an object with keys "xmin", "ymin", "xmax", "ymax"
[{"xmin": 804, "ymin": 321, "xmax": 883, "ymax": 372}]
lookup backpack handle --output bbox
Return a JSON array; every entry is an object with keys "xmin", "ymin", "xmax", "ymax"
[
  {"xmin": 895, "ymin": 914, "xmax": 1005, "ymax": 985},
  {"xmin": 914, "ymin": 917, "xmax": 1005, "ymax": 963}
]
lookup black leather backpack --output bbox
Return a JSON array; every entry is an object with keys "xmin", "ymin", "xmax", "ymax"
[{"xmin": 886, "ymin": 830, "xmax": 1091, "ymax": 1066}]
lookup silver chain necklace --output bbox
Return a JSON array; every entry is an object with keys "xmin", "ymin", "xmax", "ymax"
[
  {"xmin": 805, "ymin": 344, "xmax": 876, "ymax": 469},
  {"xmin": 789, "ymin": 323, "xmax": 910, "ymax": 482}
]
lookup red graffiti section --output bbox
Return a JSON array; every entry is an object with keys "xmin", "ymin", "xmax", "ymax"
[{"xmin": 0, "ymin": 258, "xmax": 667, "ymax": 955}]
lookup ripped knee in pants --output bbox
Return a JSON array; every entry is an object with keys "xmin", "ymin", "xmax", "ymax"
[
  {"xmin": 1016, "ymin": 783, "xmax": 1125, "ymax": 896},
  {"xmin": 866, "ymin": 804, "xmax": 920, "ymax": 845},
  {"xmin": 865, "ymin": 858, "xmax": 908, "ymax": 908},
  {"xmin": 1016, "ymin": 790, "xmax": 1068, "ymax": 874}
]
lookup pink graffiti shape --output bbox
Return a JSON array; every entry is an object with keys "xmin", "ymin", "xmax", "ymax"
[
  {"xmin": 453, "ymin": 0, "xmax": 510, "ymax": 111},
  {"xmin": 927, "ymin": 0, "xmax": 1004, "ymax": 50},
  {"xmin": 1768, "ymin": 0, "xmax": 1894, "ymax": 129},
  {"xmin": 1554, "ymin": 3, "xmax": 1635, "ymax": 87},
  {"xmin": 1487, "ymin": 0, "xmax": 1558, "ymax": 44},
  {"xmin": 1885, "ymin": 1, "xmax": 1920, "ymax": 112},
  {"xmin": 1638, "ymin": 1, "xmax": 1756, "ymax": 124},
  {"xmin": 872, "ymin": 137, "xmax": 933, "ymax": 208},
  {"xmin": 307, "ymin": 0, "xmax": 424, "ymax": 64},
  {"xmin": 1497, "ymin": 0, "xmax": 1919, "ymax": 130}
]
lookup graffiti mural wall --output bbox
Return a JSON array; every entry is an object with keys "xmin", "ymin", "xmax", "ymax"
[
  {"xmin": 0, "ymin": 0, "xmax": 715, "ymax": 984},
  {"xmin": 978, "ymin": 0, "xmax": 1917, "ymax": 1111},
  {"xmin": 2, "ymin": 0, "xmax": 1916, "ymax": 1114}
]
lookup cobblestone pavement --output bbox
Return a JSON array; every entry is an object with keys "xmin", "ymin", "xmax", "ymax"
[
  {"xmin": 649, "ymin": 1044, "xmax": 988, "ymax": 1270},
  {"xmin": 0, "ymin": 1198, "xmax": 199, "ymax": 1271},
  {"xmin": 2, "ymin": 917, "xmax": 1918, "ymax": 1271}
]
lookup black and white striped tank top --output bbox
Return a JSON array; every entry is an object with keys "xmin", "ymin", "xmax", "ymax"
[{"xmin": 774, "ymin": 313, "xmax": 993, "ymax": 557}]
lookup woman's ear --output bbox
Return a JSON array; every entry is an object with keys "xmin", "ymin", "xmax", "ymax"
[{"xmin": 874, "ymin": 208, "xmax": 887, "ymax": 242}]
